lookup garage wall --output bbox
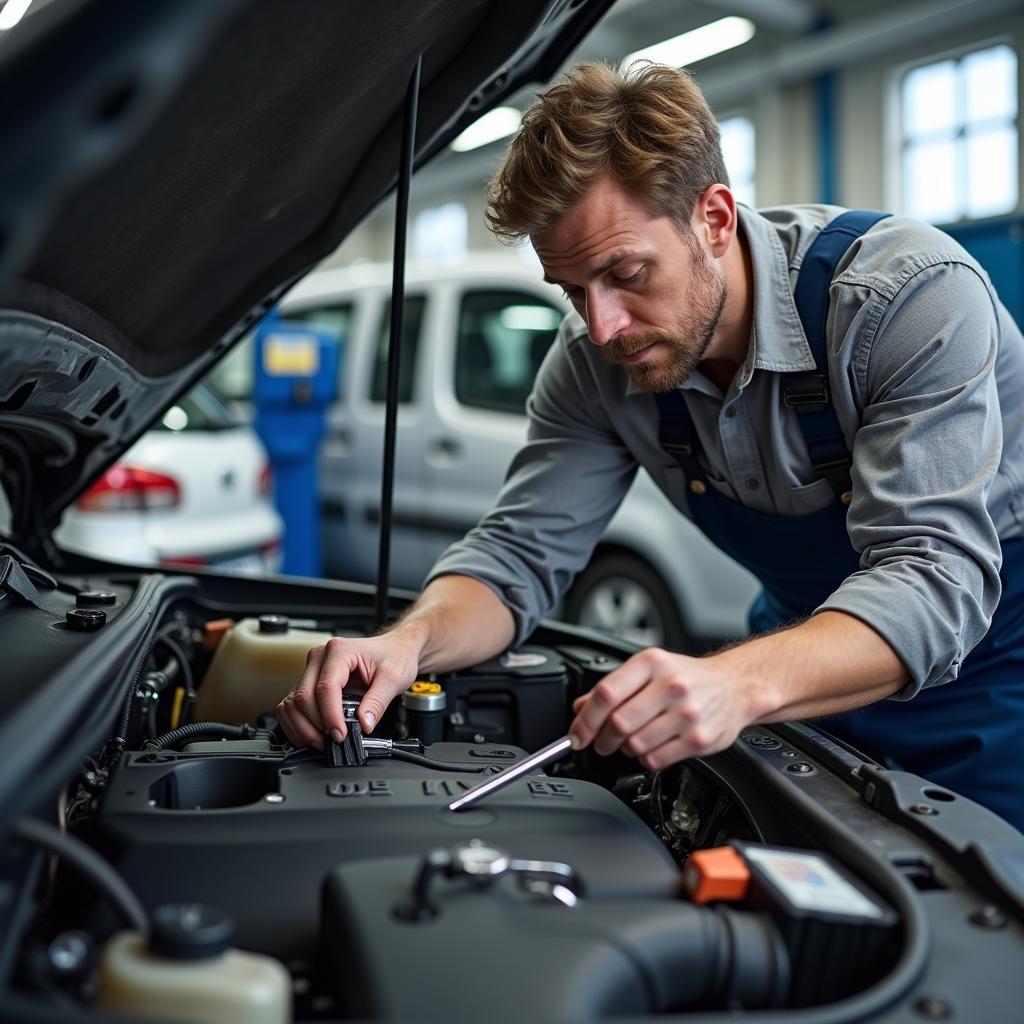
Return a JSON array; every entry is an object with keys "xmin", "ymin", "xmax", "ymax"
[{"xmin": 322, "ymin": 6, "xmax": 1024, "ymax": 269}]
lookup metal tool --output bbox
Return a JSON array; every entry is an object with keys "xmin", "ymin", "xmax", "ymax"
[{"xmin": 447, "ymin": 735, "xmax": 574, "ymax": 812}]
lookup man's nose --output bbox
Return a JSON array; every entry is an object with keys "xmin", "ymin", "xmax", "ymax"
[{"xmin": 585, "ymin": 291, "xmax": 629, "ymax": 346}]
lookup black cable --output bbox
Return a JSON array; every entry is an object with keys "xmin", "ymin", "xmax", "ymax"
[
  {"xmin": 12, "ymin": 818, "xmax": 148, "ymax": 934},
  {"xmin": 388, "ymin": 749, "xmax": 490, "ymax": 773},
  {"xmin": 0, "ymin": 431, "xmax": 33, "ymax": 530},
  {"xmin": 146, "ymin": 722, "xmax": 255, "ymax": 751},
  {"xmin": 109, "ymin": 644, "xmax": 152, "ymax": 760},
  {"xmin": 153, "ymin": 631, "xmax": 195, "ymax": 697}
]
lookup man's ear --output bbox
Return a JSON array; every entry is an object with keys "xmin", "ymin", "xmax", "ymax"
[{"xmin": 693, "ymin": 184, "xmax": 737, "ymax": 259}]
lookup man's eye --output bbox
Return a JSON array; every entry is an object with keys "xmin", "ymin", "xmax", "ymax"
[
  {"xmin": 614, "ymin": 266, "xmax": 645, "ymax": 286},
  {"xmin": 562, "ymin": 287, "xmax": 583, "ymax": 302}
]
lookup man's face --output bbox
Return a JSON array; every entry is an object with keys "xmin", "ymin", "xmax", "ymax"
[{"xmin": 532, "ymin": 175, "xmax": 726, "ymax": 392}]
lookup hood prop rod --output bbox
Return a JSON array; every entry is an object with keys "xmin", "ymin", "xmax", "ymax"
[{"xmin": 376, "ymin": 55, "xmax": 422, "ymax": 631}]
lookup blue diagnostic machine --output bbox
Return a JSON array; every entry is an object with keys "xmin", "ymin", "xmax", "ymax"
[{"xmin": 252, "ymin": 311, "xmax": 340, "ymax": 577}]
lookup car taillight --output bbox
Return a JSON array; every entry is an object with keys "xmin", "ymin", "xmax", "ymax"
[
  {"xmin": 76, "ymin": 466, "xmax": 182, "ymax": 512},
  {"xmin": 259, "ymin": 461, "xmax": 274, "ymax": 497}
]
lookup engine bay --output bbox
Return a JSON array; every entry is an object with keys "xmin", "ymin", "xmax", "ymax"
[{"xmin": 3, "ymin": 565, "xmax": 1024, "ymax": 1023}]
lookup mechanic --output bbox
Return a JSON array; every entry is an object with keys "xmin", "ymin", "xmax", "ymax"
[{"xmin": 278, "ymin": 62, "xmax": 1024, "ymax": 830}]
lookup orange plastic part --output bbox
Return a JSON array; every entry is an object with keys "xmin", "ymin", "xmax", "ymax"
[
  {"xmin": 202, "ymin": 618, "xmax": 235, "ymax": 652},
  {"xmin": 682, "ymin": 846, "xmax": 751, "ymax": 904}
]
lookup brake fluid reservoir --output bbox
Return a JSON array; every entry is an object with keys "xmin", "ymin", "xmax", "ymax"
[
  {"xmin": 194, "ymin": 615, "xmax": 335, "ymax": 724},
  {"xmin": 97, "ymin": 905, "xmax": 290, "ymax": 1024}
]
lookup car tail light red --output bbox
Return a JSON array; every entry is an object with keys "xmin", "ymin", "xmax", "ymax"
[
  {"xmin": 258, "ymin": 461, "xmax": 274, "ymax": 498},
  {"xmin": 77, "ymin": 466, "xmax": 182, "ymax": 512}
]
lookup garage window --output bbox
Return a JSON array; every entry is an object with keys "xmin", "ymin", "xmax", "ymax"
[
  {"xmin": 719, "ymin": 115, "xmax": 756, "ymax": 207},
  {"xmin": 455, "ymin": 291, "xmax": 563, "ymax": 415},
  {"xmin": 899, "ymin": 43, "xmax": 1018, "ymax": 223}
]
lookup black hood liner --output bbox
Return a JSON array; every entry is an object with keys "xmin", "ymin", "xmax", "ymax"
[{"xmin": 4, "ymin": 0, "xmax": 564, "ymax": 379}]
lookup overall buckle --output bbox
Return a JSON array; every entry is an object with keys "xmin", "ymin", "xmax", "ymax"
[{"xmin": 784, "ymin": 374, "xmax": 829, "ymax": 413}]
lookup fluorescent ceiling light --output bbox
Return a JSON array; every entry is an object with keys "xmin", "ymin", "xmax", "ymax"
[
  {"xmin": 0, "ymin": 0, "xmax": 34, "ymax": 31},
  {"xmin": 451, "ymin": 106, "xmax": 522, "ymax": 152},
  {"xmin": 624, "ymin": 16, "xmax": 755, "ymax": 69}
]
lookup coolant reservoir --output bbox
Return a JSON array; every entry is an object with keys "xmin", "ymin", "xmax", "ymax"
[
  {"xmin": 194, "ymin": 615, "xmax": 335, "ymax": 724},
  {"xmin": 97, "ymin": 905, "xmax": 290, "ymax": 1024}
]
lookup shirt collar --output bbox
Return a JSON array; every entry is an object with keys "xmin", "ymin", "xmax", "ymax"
[{"xmin": 624, "ymin": 204, "xmax": 815, "ymax": 398}]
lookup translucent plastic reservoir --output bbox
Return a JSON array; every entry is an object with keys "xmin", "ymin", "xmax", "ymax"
[
  {"xmin": 97, "ymin": 931, "xmax": 290, "ymax": 1024},
  {"xmin": 194, "ymin": 616, "xmax": 335, "ymax": 725}
]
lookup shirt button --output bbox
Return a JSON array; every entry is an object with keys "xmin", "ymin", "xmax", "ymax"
[
  {"xmin": 745, "ymin": 478, "xmax": 760, "ymax": 490},
  {"xmin": 725, "ymin": 407, "xmax": 737, "ymax": 418}
]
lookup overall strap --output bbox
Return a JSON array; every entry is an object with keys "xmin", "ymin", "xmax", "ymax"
[
  {"xmin": 656, "ymin": 209, "xmax": 890, "ymax": 500},
  {"xmin": 655, "ymin": 390, "xmax": 707, "ymax": 494},
  {"xmin": 787, "ymin": 209, "xmax": 890, "ymax": 503}
]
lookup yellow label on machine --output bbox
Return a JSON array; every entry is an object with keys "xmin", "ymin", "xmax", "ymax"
[{"xmin": 263, "ymin": 335, "xmax": 320, "ymax": 376}]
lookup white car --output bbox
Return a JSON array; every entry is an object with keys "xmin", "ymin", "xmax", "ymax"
[
  {"xmin": 55, "ymin": 386, "xmax": 282, "ymax": 574},
  {"xmin": 206, "ymin": 256, "xmax": 760, "ymax": 648}
]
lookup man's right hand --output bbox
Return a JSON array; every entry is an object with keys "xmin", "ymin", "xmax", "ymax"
[{"xmin": 276, "ymin": 631, "xmax": 423, "ymax": 750}]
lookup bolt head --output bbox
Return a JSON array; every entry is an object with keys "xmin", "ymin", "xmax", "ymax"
[
  {"xmin": 969, "ymin": 905, "xmax": 1007, "ymax": 929},
  {"xmin": 913, "ymin": 995, "xmax": 952, "ymax": 1019}
]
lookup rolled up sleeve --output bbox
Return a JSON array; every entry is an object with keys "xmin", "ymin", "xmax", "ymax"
[
  {"xmin": 426, "ymin": 325, "xmax": 638, "ymax": 646},
  {"xmin": 818, "ymin": 261, "xmax": 1003, "ymax": 696}
]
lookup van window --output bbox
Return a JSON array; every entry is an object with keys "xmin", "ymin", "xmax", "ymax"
[
  {"xmin": 455, "ymin": 290, "xmax": 563, "ymax": 415},
  {"xmin": 370, "ymin": 295, "xmax": 426, "ymax": 404}
]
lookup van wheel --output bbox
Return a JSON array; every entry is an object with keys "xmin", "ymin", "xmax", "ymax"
[{"xmin": 565, "ymin": 553, "xmax": 691, "ymax": 651}]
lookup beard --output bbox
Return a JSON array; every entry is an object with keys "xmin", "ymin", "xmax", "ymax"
[{"xmin": 600, "ymin": 245, "xmax": 726, "ymax": 392}]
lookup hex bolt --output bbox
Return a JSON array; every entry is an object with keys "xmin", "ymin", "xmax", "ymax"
[
  {"xmin": 969, "ymin": 905, "xmax": 1007, "ymax": 930},
  {"xmin": 913, "ymin": 995, "xmax": 952, "ymax": 1019},
  {"xmin": 264, "ymin": 793, "xmax": 285, "ymax": 804},
  {"xmin": 744, "ymin": 734, "xmax": 782, "ymax": 750},
  {"xmin": 785, "ymin": 762, "xmax": 815, "ymax": 775},
  {"xmin": 911, "ymin": 803, "xmax": 938, "ymax": 816}
]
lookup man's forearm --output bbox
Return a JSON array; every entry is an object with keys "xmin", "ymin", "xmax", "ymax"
[
  {"xmin": 388, "ymin": 574, "xmax": 516, "ymax": 674},
  {"xmin": 715, "ymin": 610, "xmax": 910, "ymax": 725}
]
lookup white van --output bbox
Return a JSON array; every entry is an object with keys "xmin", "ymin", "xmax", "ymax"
[{"xmin": 206, "ymin": 255, "xmax": 758, "ymax": 649}]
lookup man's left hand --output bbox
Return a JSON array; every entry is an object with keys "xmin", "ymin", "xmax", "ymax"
[{"xmin": 568, "ymin": 647, "xmax": 757, "ymax": 770}]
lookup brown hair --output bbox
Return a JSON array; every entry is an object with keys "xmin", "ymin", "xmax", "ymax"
[{"xmin": 485, "ymin": 61, "xmax": 728, "ymax": 242}]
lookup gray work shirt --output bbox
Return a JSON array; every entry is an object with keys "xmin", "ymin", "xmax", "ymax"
[{"xmin": 428, "ymin": 205, "xmax": 1024, "ymax": 697}]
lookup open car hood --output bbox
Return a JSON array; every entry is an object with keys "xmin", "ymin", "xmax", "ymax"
[{"xmin": 0, "ymin": 0, "xmax": 614, "ymax": 535}]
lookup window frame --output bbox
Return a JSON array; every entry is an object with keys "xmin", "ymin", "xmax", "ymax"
[{"xmin": 887, "ymin": 36, "xmax": 1020, "ymax": 224}]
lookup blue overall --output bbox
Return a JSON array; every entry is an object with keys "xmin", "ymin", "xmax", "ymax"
[{"xmin": 657, "ymin": 211, "xmax": 1024, "ymax": 831}]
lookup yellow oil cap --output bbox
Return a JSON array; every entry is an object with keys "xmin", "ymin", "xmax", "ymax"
[{"xmin": 409, "ymin": 681, "xmax": 442, "ymax": 695}]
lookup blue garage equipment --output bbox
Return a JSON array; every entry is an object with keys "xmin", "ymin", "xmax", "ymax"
[{"xmin": 252, "ymin": 311, "xmax": 340, "ymax": 577}]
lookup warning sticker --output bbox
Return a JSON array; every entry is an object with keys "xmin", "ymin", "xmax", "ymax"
[{"xmin": 744, "ymin": 847, "xmax": 885, "ymax": 920}]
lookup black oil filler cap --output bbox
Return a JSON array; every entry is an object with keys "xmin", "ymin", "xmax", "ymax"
[{"xmin": 150, "ymin": 904, "xmax": 235, "ymax": 960}]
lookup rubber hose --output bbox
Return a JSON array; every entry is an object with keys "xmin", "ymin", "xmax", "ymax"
[
  {"xmin": 12, "ymin": 818, "xmax": 148, "ymax": 933},
  {"xmin": 147, "ymin": 722, "xmax": 253, "ymax": 751}
]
